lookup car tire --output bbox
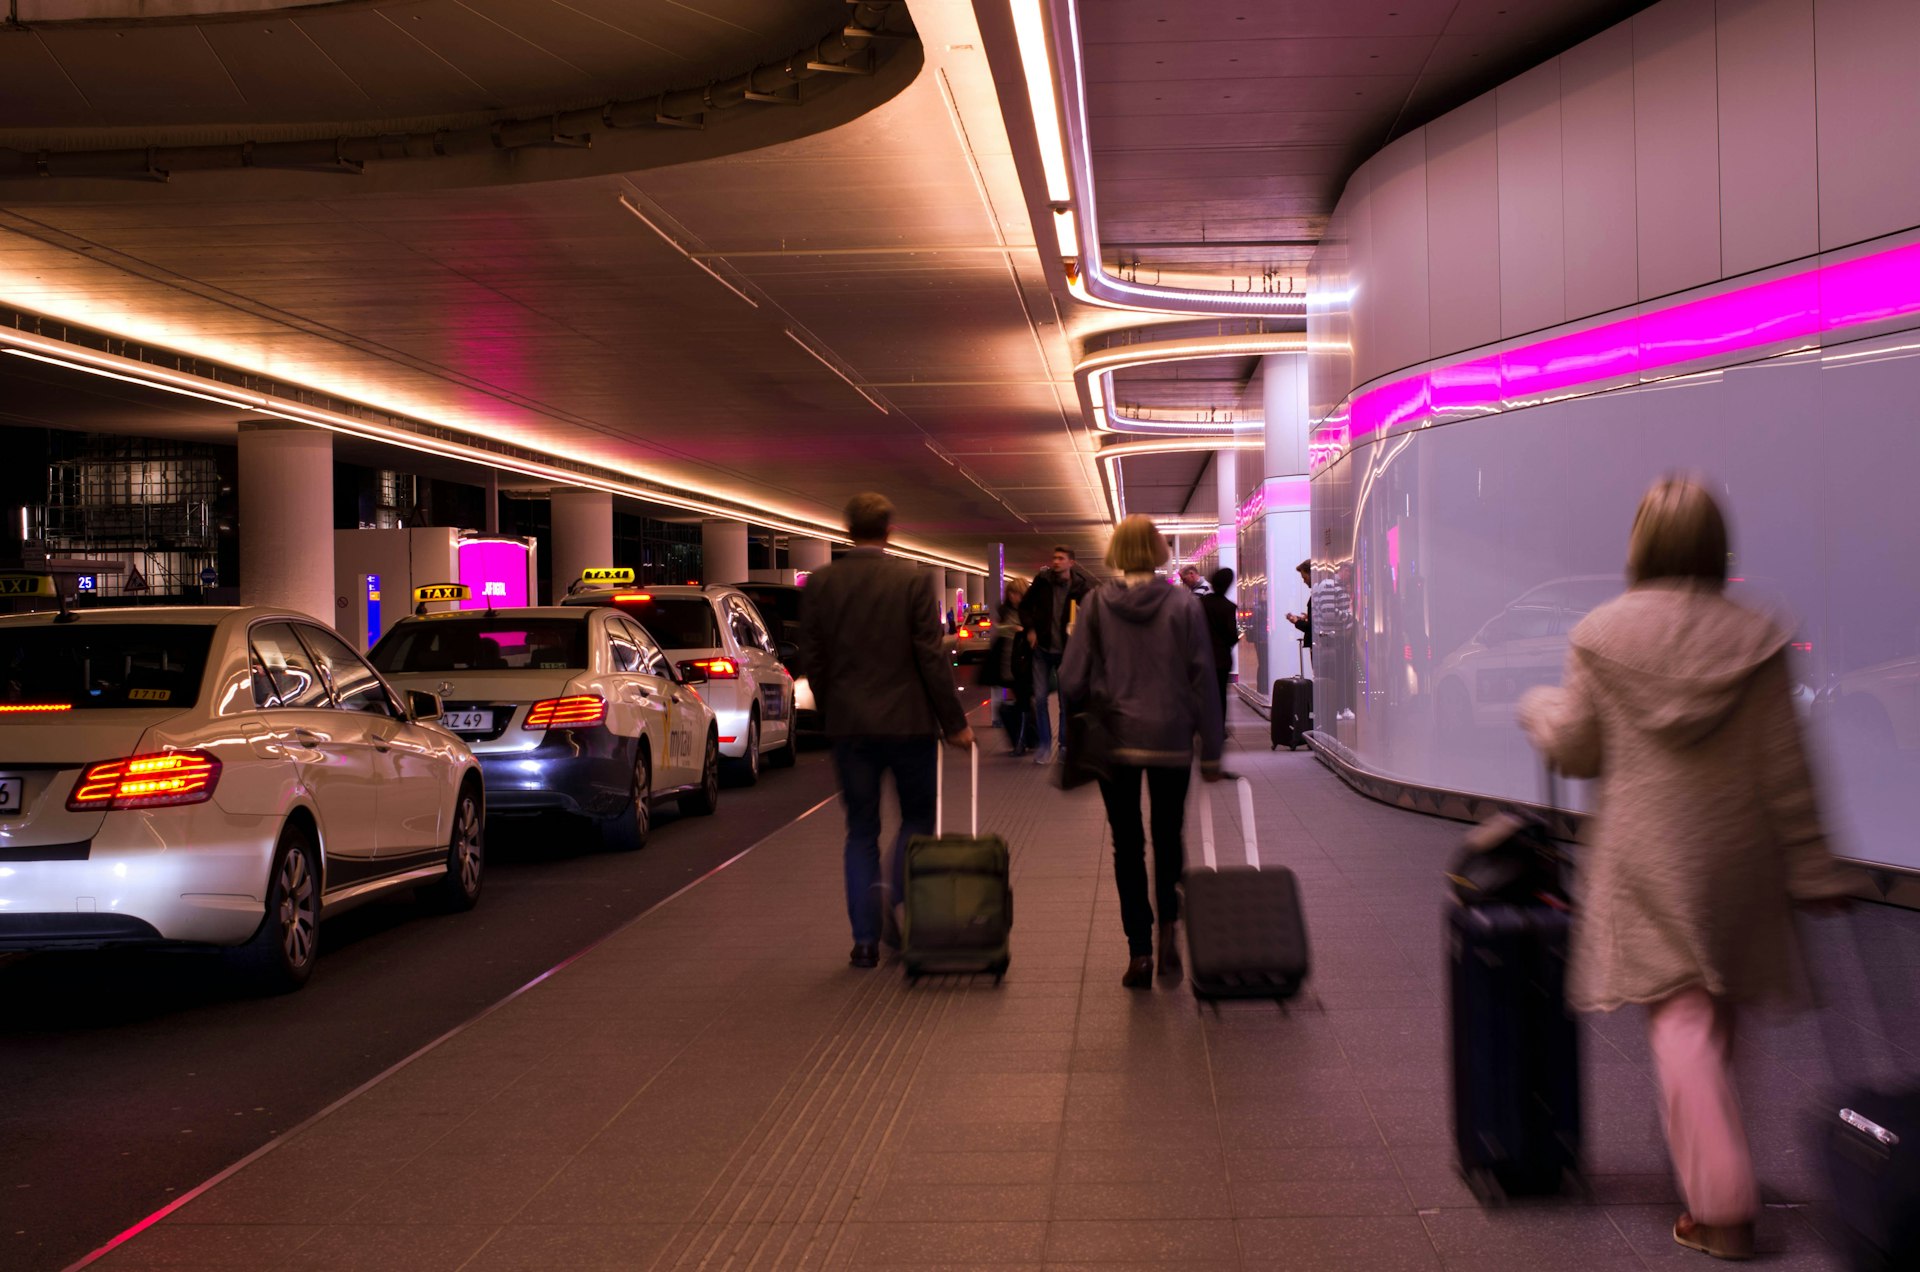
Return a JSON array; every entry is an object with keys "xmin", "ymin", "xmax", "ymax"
[
  {"xmin": 679, "ymin": 729, "xmax": 721, "ymax": 817},
  {"xmin": 230, "ymin": 822, "xmax": 320, "ymax": 994},
  {"xmin": 766, "ymin": 719, "xmax": 796, "ymax": 769},
  {"xmin": 727, "ymin": 713, "xmax": 761, "ymax": 787},
  {"xmin": 425, "ymin": 780, "xmax": 484, "ymax": 912},
  {"xmin": 601, "ymin": 745, "xmax": 652, "ymax": 852}
]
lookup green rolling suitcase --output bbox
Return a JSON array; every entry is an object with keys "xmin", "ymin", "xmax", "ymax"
[{"xmin": 902, "ymin": 744, "xmax": 1012, "ymax": 983}]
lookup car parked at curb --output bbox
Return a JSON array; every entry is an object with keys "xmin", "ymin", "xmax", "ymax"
[
  {"xmin": 371, "ymin": 605, "xmax": 720, "ymax": 850},
  {"xmin": 0, "ymin": 606, "xmax": 484, "ymax": 992}
]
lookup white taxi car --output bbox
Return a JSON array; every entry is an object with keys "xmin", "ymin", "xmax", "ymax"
[
  {"xmin": 0, "ymin": 606, "xmax": 484, "ymax": 992},
  {"xmin": 371, "ymin": 606, "xmax": 720, "ymax": 850},
  {"xmin": 562, "ymin": 585, "xmax": 796, "ymax": 784}
]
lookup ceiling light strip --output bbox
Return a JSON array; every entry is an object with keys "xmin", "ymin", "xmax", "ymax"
[
  {"xmin": 1031, "ymin": 0, "xmax": 1308, "ymax": 316},
  {"xmin": 0, "ymin": 326, "xmax": 985, "ymax": 575},
  {"xmin": 618, "ymin": 195, "xmax": 760, "ymax": 310},
  {"xmin": 784, "ymin": 328, "xmax": 890, "ymax": 414}
]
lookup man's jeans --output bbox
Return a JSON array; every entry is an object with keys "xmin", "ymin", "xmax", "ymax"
[
  {"xmin": 1031, "ymin": 648, "xmax": 1063, "ymax": 751},
  {"xmin": 832, "ymin": 736, "xmax": 938, "ymax": 945}
]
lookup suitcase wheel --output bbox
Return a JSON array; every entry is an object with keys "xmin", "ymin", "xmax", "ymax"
[{"xmin": 991, "ymin": 957, "xmax": 1010, "ymax": 985}]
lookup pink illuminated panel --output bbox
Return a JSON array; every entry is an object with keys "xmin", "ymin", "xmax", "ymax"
[
  {"xmin": 1323, "ymin": 237, "xmax": 1920, "ymax": 456},
  {"xmin": 457, "ymin": 539, "xmax": 531, "ymax": 610}
]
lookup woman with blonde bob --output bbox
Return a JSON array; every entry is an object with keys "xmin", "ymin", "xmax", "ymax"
[
  {"xmin": 1062, "ymin": 515, "xmax": 1225, "ymax": 988},
  {"xmin": 1518, "ymin": 475, "xmax": 1849, "ymax": 1261}
]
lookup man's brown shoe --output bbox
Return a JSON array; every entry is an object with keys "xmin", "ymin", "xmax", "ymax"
[
  {"xmin": 1672, "ymin": 1214, "xmax": 1755, "ymax": 1260},
  {"xmin": 1121, "ymin": 955, "xmax": 1153, "ymax": 988},
  {"xmin": 849, "ymin": 942, "xmax": 879, "ymax": 969},
  {"xmin": 1157, "ymin": 922, "xmax": 1182, "ymax": 976}
]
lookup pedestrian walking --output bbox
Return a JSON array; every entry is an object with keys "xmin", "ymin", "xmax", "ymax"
[
  {"xmin": 1061, "ymin": 516, "xmax": 1225, "ymax": 988},
  {"xmin": 800, "ymin": 493, "xmax": 974, "ymax": 969},
  {"xmin": 1019, "ymin": 544, "xmax": 1094, "ymax": 764},
  {"xmin": 991, "ymin": 578, "xmax": 1036, "ymax": 753},
  {"xmin": 1517, "ymin": 475, "xmax": 1851, "ymax": 1261},
  {"xmin": 1199, "ymin": 567, "xmax": 1239, "ymax": 718}
]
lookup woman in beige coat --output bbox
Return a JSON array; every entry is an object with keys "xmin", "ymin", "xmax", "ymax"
[{"xmin": 1518, "ymin": 476, "xmax": 1850, "ymax": 1262}]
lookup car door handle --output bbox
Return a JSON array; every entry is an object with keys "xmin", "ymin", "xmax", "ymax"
[
  {"xmin": 291, "ymin": 727, "xmax": 323, "ymax": 746},
  {"xmin": 371, "ymin": 736, "xmax": 393, "ymax": 752}
]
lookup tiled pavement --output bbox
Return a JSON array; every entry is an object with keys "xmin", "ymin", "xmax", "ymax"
[{"xmin": 88, "ymin": 699, "xmax": 1906, "ymax": 1270}]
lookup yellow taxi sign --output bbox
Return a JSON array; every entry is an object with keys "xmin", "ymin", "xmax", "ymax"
[
  {"xmin": 581, "ymin": 567, "xmax": 634, "ymax": 585},
  {"xmin": 412, "ymin": 583, "xmax": 471, "ymax": 603},
  {"xmin": 0, "ymin": 574, "xmax": 56, "ymax": 598}
]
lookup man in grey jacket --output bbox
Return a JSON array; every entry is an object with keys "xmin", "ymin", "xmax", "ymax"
[{"xmin": 801, "ymin": 492, "xmax": 974, "ymax": 968}]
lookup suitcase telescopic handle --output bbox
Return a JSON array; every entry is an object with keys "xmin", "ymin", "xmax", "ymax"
[
  {"xmin": 934, "ymin": 740, "xmax": 978, "ymax": 837},
  {"xmin": 1196, "ymin": 771, "xmax": 1259, "ymax": 871}
]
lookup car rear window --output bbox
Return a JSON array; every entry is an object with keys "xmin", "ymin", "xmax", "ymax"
[
  {"xmin": 0, "ymin": 624, "xmax": 212, "ymax": 710},
  {"xmin": 602, "ymin": 597, "xmax": 720, "ymax": 651},
  {"xmin": 371, "ymin": 618, "xmax": 588, "ymax": 672}
]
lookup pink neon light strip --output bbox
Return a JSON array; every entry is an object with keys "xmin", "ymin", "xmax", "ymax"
[{"xmin": 1322, "ymin": 238, "xmax": 1920, "ymax": 465}]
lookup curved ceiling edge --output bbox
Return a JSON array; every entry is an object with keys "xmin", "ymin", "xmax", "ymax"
[{"xmin": 0, "ymin": 11, "xmax": 921, "ymax": 203}]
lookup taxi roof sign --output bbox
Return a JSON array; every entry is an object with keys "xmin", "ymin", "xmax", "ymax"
[
  {"xmin": 581, "ymin": 567, "xmax": 635, "ymax": 585},
  {"xmin": 412, "ymin": 583, "xmax": 471, "ymax": 603},
  {"xmin": 0, "ymin": 573, "xmax": 57, "ymax": 598}
]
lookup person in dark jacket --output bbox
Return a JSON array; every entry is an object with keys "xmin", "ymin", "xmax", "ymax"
[
  {"xmin": 992, "ymin": 578, "xmax": 1037, "ymax": 753},
  {"xmin": 1062, "ymin": 516, "xmax": 1225, "ymax": 988},
  {"xmin": 1019, "ymin": 545, "xmax": 1095, "ymax": 764},
  {"xmin": 1199, "ymin": 567, "xmax": 1239, "ymax": 718},
  {"xmin": 1285, "ymin": 559, "xmax": 1313, "ymax": 650},
  {"xmin": 801, "ymin": 493, "xmax": 974, "ymax": 969}
]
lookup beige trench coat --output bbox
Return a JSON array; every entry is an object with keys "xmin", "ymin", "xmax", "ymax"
[{"xmin": 1517, "ymin": 580, "xmax": 1850, "ymax": 1013}]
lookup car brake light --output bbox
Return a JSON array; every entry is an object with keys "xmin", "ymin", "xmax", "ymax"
[
  {"xmin": 958, "ymin": 629, "xmax": 973, "ymax": 639},
  {"xmin": 523, "ymin": 695, "xmax": 607, "ymax": 729},
  {"xmin": 0, "ymin": 703, "xmax": 72, "ymax": 713},
  {"xmin": 693, "ymin": 658, "xmax": 739, "ymax": 680},
  {"xmin": 613, "ymin": 592, "xmax": 652, "ymax": 603},
  {"xmin": 68, "ymin": 751, "xmax": 221, "ymax": 811}
]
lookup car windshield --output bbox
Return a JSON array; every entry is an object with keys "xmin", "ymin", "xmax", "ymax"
[
  {"xmin": 371, "ymin": 618, "xmax": 588, "ymax": 672},
  {"xmin": 0, "ymin": 624, "xmax": 213, "ymax": 710},
  {"xmin": 605, "ymin": 597, "xmax": 720, "ymax": 651}
]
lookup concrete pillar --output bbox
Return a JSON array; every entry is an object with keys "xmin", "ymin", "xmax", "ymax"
[
  {"xmin": 550, "ymin": 488, "xmax": 613, "ymax": 600},
  {"xmin": 1262, "ymin": 353, "xmax": 1313, "ymax": 687},
  {"xmin": 1214, "ymin": 448, "xmax": 1239, "ymax": 578},
  {"xmin": 966, "ymin": 573, "xmax": 987, "ymax": 607},
  {"xmin": 238, "ymin": 420, "xmax": 333, "ymax": 622},
  {"xmin": 701, "ymin": 519, "xmax": 749, "ymax": 587},
  {"xmin": 789, "ymin": 536, "xmax": 831, "ymax": 573},
  {"xmin": 483, "ymin": 468, "xmax": 499, "ymax": 535}
]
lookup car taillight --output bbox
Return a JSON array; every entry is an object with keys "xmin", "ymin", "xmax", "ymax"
[
  {"xmin": 68, "ymin": 751, "xmax": 221, "ymax": 811},
  {"xmin": 958, "ymin": 629, "xmax": 973, "ymax": 640},
  {"xmin": 692, "ymin": 658, "xmax": 739, "ymax": 680},
  {"xmin": 523, "ymin": 695, "xmax": 607, "ymax": 730},
  {"xmin": 613, "ymin": 592, "xmax": 652, "ymax": 604}
]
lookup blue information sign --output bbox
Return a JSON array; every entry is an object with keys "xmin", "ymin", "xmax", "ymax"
[
  {"xmin": 75, "ymin": 574, "xmax": 97, "ymax": 593},
  {"xmin": 200, "ymin": 567, "xmax": 219, "ymax": 587}
]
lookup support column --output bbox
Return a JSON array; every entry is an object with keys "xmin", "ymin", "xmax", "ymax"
[
  {"xmin": 1262, "ymin": 353, "xmax": 1313, "ymax": 688},
  {"xmin": 1213, "ymin": 448, "xmax": 1239, "ymax": 578},
  {"xmin": 966, "ymin": 573, "xmax": 986, "ymax": 608},
  {"xmin": 788, "ymin": 535, "xmax": 831, "ymax": 575},
  {"xmin": 483, "ymin": 469, "xmax": 500, "ymax": 536},
  {"xmin": 238, "ymin": 420, "xmax": 333, "ymax": 622},
  {"xmin": 550, "ymin": 488, "xmax": 613, "ymax": 600},
  {"xmin": 701, "ymin": 519, "xmax": 749, "ymax": 588},
  {"xmin": 944, "ymin": 569, "xmax": 967, "ymax": 623}
]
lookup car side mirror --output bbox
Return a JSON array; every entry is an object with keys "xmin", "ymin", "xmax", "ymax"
[
  {"xmin": 777, "ymin": 640, "xmax": 800, "ymax": 663},
  {"xmin": 676, "ymin": 660, "xmax": 708, "ymax": 685},
  {"xmin": 407, "ymin": 690, "xmax": 444, "ymax": 722}
]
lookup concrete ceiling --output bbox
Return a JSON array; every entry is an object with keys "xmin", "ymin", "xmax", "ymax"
[
  {"xmin": 1078, "ymin": 0, "xmax": 1658, "ymax": 295},
  {"xmin": 0, "ymin": 0, "xmax": 1664, "ymax": 568},
  {"xmin": 0, "ymin": 0, "xmax": 1111, "ymax": 570}
]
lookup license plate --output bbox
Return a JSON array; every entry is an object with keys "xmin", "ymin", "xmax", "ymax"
[
  {"xmin": 0, "ymin": 777, "xmax": 20, "ymax": 815},
  {"xmin": 444, "ymin": 710, "xmax": 493, "ymax": 732}
]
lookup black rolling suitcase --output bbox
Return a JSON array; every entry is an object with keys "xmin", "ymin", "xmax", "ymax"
[
  {"xmin": 1825, "ymin": 1088, "xmax": 1920, "ymax": 1269},
  {"xmin": 1815, "ymin": 911, "xmax": 1920, "ymax": 1271},
  {"xmin": 1183, "ymin": 775, "xmax": 1310, "ymax": 1000},
  {"xmin": 1270, "ymin": 639, "xmax": 1312, "ymax": 750},
  {"xmin": 1449, "ymin": 901, "xmax": 1581, "ymax": 1196}
]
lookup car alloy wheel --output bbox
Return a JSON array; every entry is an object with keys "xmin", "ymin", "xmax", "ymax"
[
  {"xmin": 604, "ymin": 747, "xmax": 651, "ymax": 851},
  {"xmin": 277, "ymin": 841, "xmax": 318, "ymax": 972},
  {"xmin": 429, "ymin": 783, "xmax": 484, "ymax": 911}
]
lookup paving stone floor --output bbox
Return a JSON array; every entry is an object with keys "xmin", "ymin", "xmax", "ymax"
[{"xmin": 91, "ymin": 700, "xmax": 1910, "ymax": 1270}]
